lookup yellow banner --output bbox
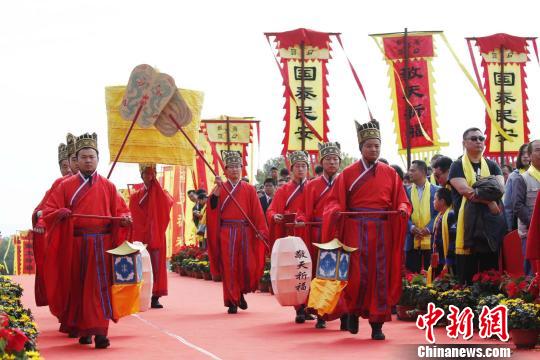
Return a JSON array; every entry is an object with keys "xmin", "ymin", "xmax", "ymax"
[
  {"xmin": 485, "ymin": 62, "xmax": 526, "ymax": 154},
  {"xmin": 286, "ymin": 60, "xmax": 325, "ymax": 152},
  {"xmin": 205, "ymin": 122, "xmax": 251, "ymax": 144},
  {"xmin": 106, "ymin": 86, "xmax": 204, "ymax": 166}
]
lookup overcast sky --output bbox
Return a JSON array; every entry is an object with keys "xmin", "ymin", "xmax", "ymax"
[{"xmin": 1, "ymin": 0, "xmax": 539, "ymax": 235}]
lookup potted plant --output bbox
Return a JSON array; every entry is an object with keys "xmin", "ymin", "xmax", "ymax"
[
  {"xmin": 471, "ymin": 270, "xmax": 503, "ymax": 297},
  {"xmin": 201, "ymin": 261, "xmax": 212, "ymax": 280},
  {"xmin": 259, "ymin": 269, "xmax": 270, "ymax": 293},
  {"xmin": 434, "ymin": 288, "xmax": 476, "ymax": 317},
  {"xmin": 502, "ymin": 275, "xmax": 540, "ymax": 302},
  {"xmin": 432, "ymin": 273, "xmax": 460, "ymax": 293},
  {"xmin": 501, "ymin": 298, "xmax": 540, "ymax": 349},
  {"xmin": 397, "ymin": 273, "xmax": 426, "ymax": 321}
]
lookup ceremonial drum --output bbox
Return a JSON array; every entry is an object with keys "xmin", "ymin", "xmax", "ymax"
[
  {"xmin": 134, "ymin": 241, "xmax": 154, "ymax": 312},
  {"xmin": 270, "ymin": 236, "xmax": 312, "ymax": 306}
]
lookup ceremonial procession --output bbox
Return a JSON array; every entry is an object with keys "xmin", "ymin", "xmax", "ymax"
[{"xmin": 2, "ymin": 1, "xmax": 540, "ymax": 359}]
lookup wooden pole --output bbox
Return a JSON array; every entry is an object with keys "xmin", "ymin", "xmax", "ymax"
[
  {"xmin": 499, "ymin": 45, "xmax": 506, "ymax": 167},
  {"xmin": 403, "ymin": 27, "xmax": 412, "ymax": 170},
  {"xmin": 300, "ymin": 41, "xmax": 307, "ymax": 152},
  {"xmin": 169, "ymin": 115, "xmax": 269, "ymax": 249},
  {"xmin": 107, "ymin": 96, "xmax": 147, "ymax": 179}
]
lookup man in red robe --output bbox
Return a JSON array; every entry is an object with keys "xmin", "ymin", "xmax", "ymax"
[
  {"xmin": 130, "ymin": 163, "xmax": 173, "ymax": 309},
  {"xmin": 42, "ymin": 133, "xmax": 131, "ymax": 349},
  {"xmin": 297, "ymin": 142, "xmax": 343, "ymax": 329},
  {"xmin": 323, "ymin": 120, "xmax": 411, "ymax": 340},
  {"xmin": 32, "ymin": 136, "xmax": 78, "ymax": 307},
  {"xmin": 266, "ymin": 150, "xmax": 312, "ymax": 323},
  {"xmin": 207, "ymin": 151, "xmax": 268, "ymax": 314}
]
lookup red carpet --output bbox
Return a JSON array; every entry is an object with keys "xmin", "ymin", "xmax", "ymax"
[{"xmin": 14, "ymin": 274, "xmax": 539, "ymax": 359}]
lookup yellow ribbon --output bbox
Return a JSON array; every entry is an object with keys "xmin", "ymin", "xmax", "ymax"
[
  {"xmin": 411, "ymin": 181, "xmax": 432, "ymax": 250},
  {"xmin": 527, "ymin": 164, "xmax": 540, "ymax": 183},
  {"xmin": 455, "ymin": 153, "xmax": 490, "ymax": 255},
  {"xmin": 439, "ymin": 33, "xmax": 513, "ymax": 142}
]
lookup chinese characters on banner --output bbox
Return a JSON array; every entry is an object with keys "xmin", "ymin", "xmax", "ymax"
[
  {"xmin": 272, "ymin": 28, "xmax": 331, "ymax": 157},
  {"xmin": 294, "ymin": 249, "xmax": 310, "ymax": 292},
  {"xmin": 471, "ymin": 34, "xmax": 532, "ymax": 162},
  {"xmin": 373, "ymin": 33, "xmax": 444, "ymax": 160},
  {"xmin": 417, "ymin": 303, "xmax": 509, "ymax": 343},
  {"xmin": 160, "ymin": 165, "xmax": 188, "ymax": 257},
  {"xmin": 202, "ymin": 116, "xmax": 257, "ymax": 179},
  {"xmin": 12, "ymin": 231, "xmax": 35, "ymax": 275}
]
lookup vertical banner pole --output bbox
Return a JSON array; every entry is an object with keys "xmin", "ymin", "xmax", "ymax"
[
  {"xmin": 499, "ymin": 45, "xmax": 506, "ymax": 166},
  {"xmin": 300, "ymin": 41, "xmax": 306, "ymax": 152},
  {"xmin": 403, "ymin": 28, "xmax": 412, "ymax": 169}
]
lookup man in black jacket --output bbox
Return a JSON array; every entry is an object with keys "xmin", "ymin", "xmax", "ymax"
[{"xmin": 260, "ymin": 178, "xmax": 275, "ymax": 215}]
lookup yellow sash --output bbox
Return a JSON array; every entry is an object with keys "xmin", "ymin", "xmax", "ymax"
[
  {"xmin": 411, "ymin": 181, "xmax": 432, "ymax": 250},
  {"xmin": 527, "ymin": 165, "xmax": 540, "ymax": 183},
  {"xmin": 427, "ymin": 207, "xmax": 451, "ymax": 286},
  {"xmin": 455, "ymin": 154, "xmax": 490, "ymax": 255},
  {"xmin": 519, "ymin": 168, "xmax": 526, "ymax": 175},
  {"xmin": 429, "ymin": 173, "xmax": 437, "ymax": 185}
]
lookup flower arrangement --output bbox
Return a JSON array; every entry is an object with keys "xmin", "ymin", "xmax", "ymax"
[
  {"xmin": 471, "ymin": 270, "xmax": 503, "ymax": 297},
  {"xmin": 0, "ymin": 276, "xmax": 41, "ymax": 359},
  {"xmin": 501, "ymin": 275, "xmax": 540, "ymax": 302},
  {"xmin": 500, "ymin": 298, "xmax": 540, "ymax": 330},
  {"xmin": 435, "ymin": 288, "xmax": 476, "ymax": 313},
  {"xmin": 432, "ymin": 273, "xmax": 461, "ymax": 292}
]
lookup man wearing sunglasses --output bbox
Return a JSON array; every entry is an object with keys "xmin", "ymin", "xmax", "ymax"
[{"xmin": 448, "ymin": 128, "xmax": 503, "ymax": 285}]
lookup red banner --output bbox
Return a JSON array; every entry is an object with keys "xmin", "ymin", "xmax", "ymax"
[
  {"xmin": 270, "ymin": 28, "xmax": 331, "ymax": 157},
  {"xmin": 470, "ymin": 33, "xmax": 532, "ymax": 162},
  {"xmin": 373, "ymin": 33, "xmax": 444, "ymax": 159}
]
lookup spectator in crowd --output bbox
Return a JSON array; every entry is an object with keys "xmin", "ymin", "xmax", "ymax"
[
  {"xmin": 270, "ymin": 166, "xmax": 279, "ymax": 186},
  {"xmin": 432, "ymin": 156, "xmax": 453, "ymax": 189},
  {"xmin": 277, "ymin": 178, "xmax": 287, "ymax": 188},
  {"xmin": 391, "ymin": 164, "xmax": 404, "ymax": 181},
  {"xmin": 314, "ymin": 164, "xmax": 323, "ymax": 177},
  {"xmin": 504, "ymin": 143, "xmax": 530, "ymax": 231},
  {"xmin": 431, "ymin": 187, "xmax": 457, "ymax": 277},
  {"xmin": 403, "ymin": 174, "xmax": 411, "ymax": 187},
  {"xmin": 448, "ymin": 127, "xmax": 504, "ymax": 285},
  {"xmin": 501, "ymin": 165, "xmax": 513, "ymax": 184},
  {"xmin": 193, "ymin": 189, "xmax": 207, "ymax": 227},
  {"xmin": 405, "ymin": 160, "xmax": 439, "ymax": 273},
  {"xmin": 429, "ymin": 154, "xmax": 444, "ymax": 185},
  {"xmin": 196, "ymin": 192, "xmax": 208, "ymax": 248},
  {"xmin": 260, "ymin": 178, "xmax": 275, "ymax": 215},
  {"xmin": 512, "ymin": 139, "xmax": 540, "ymax": 275},
  {"xmin": 279, "ymin": 168, "xmax": 290, "ymax": 182}
]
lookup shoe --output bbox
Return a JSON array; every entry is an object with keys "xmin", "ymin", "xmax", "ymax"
[
  {"xmin": 305, "ymin": 313, "xmax": 316, "ymax": 321},
  {"xmin": 295, "ymin": 307, "xmax": 306, "ymax": 324},
  {"xmin": 94, "ymin": 335, "xmax": 110, "ymax": 349},
  {"xmin": 239, "ymin": 295, "xmax": 248, "ymax": 310},
  {"xmin": 347, "ymin": 314, "xmax": 359, "ymax": 334},
  {"xmin": 78, "ymin": 336, "xmax": 92, "ymax": 345},
  {"xmin": 370, "ymin": 322, "xmax": 385, "ymax": 340},
  {"xmin": 340, "ymin": 314, "xmax": 349, "ymax": 331},
  {"xmin": 151, "ymin": 296, "xmax": 164, "ymax": 309},
  {"xmin": 227, "ymin": 305, "xmax": 238, "ymax": 314},
  {"xmin": 315, "ymin": 318, "xmax": 326, "ymax": 329}
]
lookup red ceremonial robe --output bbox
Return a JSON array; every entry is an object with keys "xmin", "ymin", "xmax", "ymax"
[
  {"xmin": 206, "ymin": 180, "xmax": 268, "ymax": 307},
  {"xmin": 31, "ymin": 174, "xmax": 71, "ymax": 306},
  {"xmin": 42, "ymin": 172, "xmax": 129, "ymax": 337},
  {"xmin": 129, "ymin": 179, "xmax": 173, "ymax": 297},
  {"xmin": 322, "ymin": 161, "xmax": 411, "ymax": 323},
  {"xmin": 266, "ymin": 179, "xmax": 307, "ymax": 249},
  {"xmin": 526, "ymin": 194, "xmax": 540, "ymax": 273},
  {"xmin": 297, "ymin": 174, "xmax": 339, "ymax": 263}
]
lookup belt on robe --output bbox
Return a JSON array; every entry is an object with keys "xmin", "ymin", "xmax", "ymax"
[
  {"xmin": 311, "ymin": 217, "xmax": 322, "ymax": 227},
  {"xmin": 347, "ymin": 207, "xmax": 389, "ymax": 221},
  {"xmin": 221, "ymin": 219, "xmax": 248, "ymax": 227},
  {"xmin": 74, "ymin": 224, "xmax": 112, "ymax": 236}
]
